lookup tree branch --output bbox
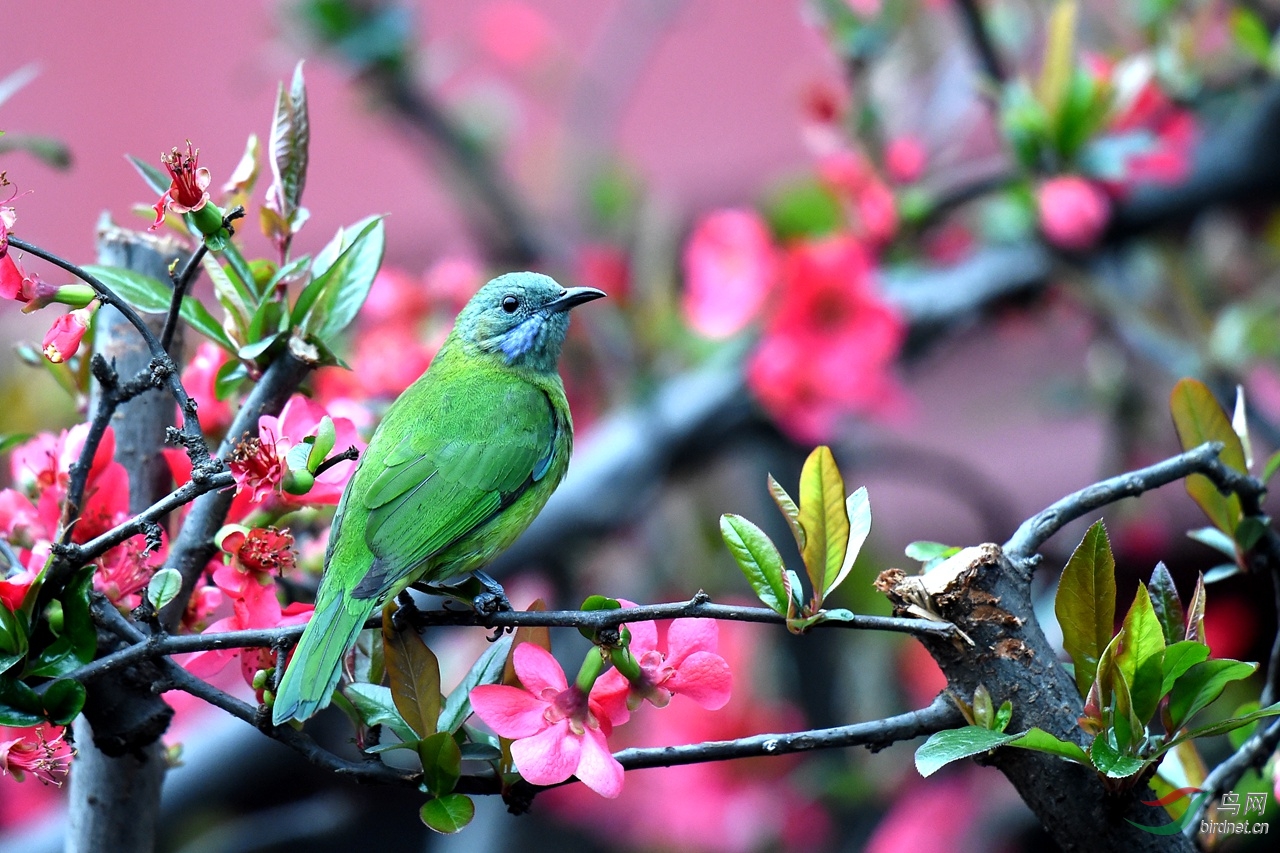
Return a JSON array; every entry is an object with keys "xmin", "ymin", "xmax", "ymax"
[{"xmin": 1004, "ymin": 441, "xmax": 1226, "ymax": 564}]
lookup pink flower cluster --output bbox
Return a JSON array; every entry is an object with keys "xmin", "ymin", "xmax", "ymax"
[
  {"xmin": 470, "ymin": 607, "xmax": 732, "ymax": 798},
  {"xmin": 0, "ymin": 725, "xmax": 73, "ymax": 786},
  {"xmin": 0, "ymin": 192, "xmax": 99, "ymax": 363}
]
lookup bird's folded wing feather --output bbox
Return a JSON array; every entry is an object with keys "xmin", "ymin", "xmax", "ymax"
[{"xmin": 355, "ymin": 378, "xmax": 557, "ymax": 597}]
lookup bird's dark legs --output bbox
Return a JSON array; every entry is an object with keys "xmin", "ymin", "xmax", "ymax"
[{"xmin": 411, "ymin": 571, "xmax": 512, "ymax": 615}]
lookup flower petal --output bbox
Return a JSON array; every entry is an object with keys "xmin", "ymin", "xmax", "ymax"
[
  {"xmin": 667, "ymin": 650, "xmax": 732, "ymax": 710},
  {"xmin": 574, "ymin": 726, "xmax": 624, "ymax": 798},
  {"xmin": 510, "ymin": 720, "xmax": 581, "ymax": 785},
  {"xmin": 589, "ymin": 669, "xmax": 631, "ymax": 726},
  {"xmin": 469, "ymin": 684, "xmax": 550, "ymax": 739},
  {"xmin": 513, "ymin": 642, "xmax": 567, "ymax": 695},
  {"xmin": 664, "ymin": 617, "xmax": 718, "ymax": 667}
]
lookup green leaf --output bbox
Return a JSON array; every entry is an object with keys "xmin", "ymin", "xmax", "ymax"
[
  {"xmin": 1115, "ymin": 584, "xmax": 1165, "ymax": 726},
  {"xmin": 827, "ymin": 486, "xmax": 871, "ymax": 598},
  {"xmin": 905, "ymin": 541, "xmax": 960, "ymax": 563},
  {"xmin": 767, "ymin": 474, "xmax": 805, "ymax": 553},
  {"xmin": 179, "ymin": 297, "xmax": 236, "ymax": 351},
  {"xmin": 264, "ymin": 61, "xmax": 311, "ymax": 234},
  {"xmin": 1185, "ymin": 573, "xmax": 1206, "ymax": 643},
  {"xmin": 915, "ymin": 726, "xmax": 1018, "ymax": 777},
  {"xmin": 41, "ymin": 678, "xmax": 86, "ymax": 725},
  {"xmin": 0, "ymin": 676, "xmax": 43, "ymax": 726},
  {"xmin": 0, "ymin": 604, "xmax": 28, "ymax": 675},
  {"xmin": 1148, "ymin": 562, "xmax": 1184, "ymax": 646},
  {"xmin": 24, "ymin": 569, "xmax": 96, "ymax": 678},
  {"xmin": 720, "ymin": 514, "xmax": 789, "ymax": 615},
  {"xmin": 439, "ymin": 633, "xmax": 513, "ymax": 734},
  {"xmin": 0, "ymin": 133, "xmax": 71, "ymax": 169},
  {"xmin": 82, "ymin": 265, "xmax": 172, "ymax": 314},
  {"xmin": 307, "ymin": 416, "xmax": 336, "ymax": 472},
  {"xmin": 417, "ymin": 730, "xmax": 462, "ymax": 796},
  {"xmin": 1037, "ymin": 0, "xmax": 1078, "ymax": 120},
  {"xmin": 294, "ymin": 217, "xmax": 384, "ymax": 341},
  {"xmin": 1230, "ymin": 8, "xmax": 1273, "ymax": 64},
  {"xmin": 343, "ymin": 683, "xmax": 418, "ymax": 745},
  {"xmin": 1262, "ymin": 449, "xmax": 1280, "ymax": 484},
  {"xmin": 1231, "ymin": 386, "xmax": 1254, "ymax": 470},
  {"xmin": 1186, "ymin": 527, "xmax": 1237, "ymax": 559},
  {"xmin": 1166, "ymin": 701, "xmax": 1280, "ymax": 750},
  {"xmin": 797, "ymin": 446, "xmax": 850, "ymax": 608},
  {"xmin": 1089, "ymin": 732, "xmax": 1145, "ymax": 778},
  {"xmin": 146, "ymin": 568, "xmax": 183, "ymax": 611},
  {"xmin": 1008, "ymin": 728, "xmax": 1089, "ymax": 764},
  {"xmin": 1203, "ymin": 564, "xmax": 1240, "ymax": 584},
  {"xmin": 127, "ymin": 153, "xmax": 172, "ymax": 196},
  {"xmin": 202, "ymin": 254, "xmax": 253, "ymax": 335},
  {"xmin": 420, "ymin": 793, "xmax": 475, "ymax": 834},
  {"xmin": 1159, "ymin": 641, "xmax": 1211, "ymax": 697},
  {"xmin": 1170, "ymin": 378, "xmax": 1246, "ymax": 534},
  {"xmin": 382, "ymin": 604, "xmax": 442, "ymax": 739},
  {"xmin": 1055, "ymin": 520, "xmax": 1116, "ymax": 698},
  {"xmin": 1168, "ymin": 659, "xmax": 1258, "ymax": 731}
]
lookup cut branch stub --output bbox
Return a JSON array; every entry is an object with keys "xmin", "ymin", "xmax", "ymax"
[{"xmin": 875, "ymin": 544, "xmax": 1194, "ymax": 853}]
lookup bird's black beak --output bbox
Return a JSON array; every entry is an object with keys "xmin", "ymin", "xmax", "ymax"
[{"xmin": 546, "ymin": 286, "xmax": 607, "ymax": 314}]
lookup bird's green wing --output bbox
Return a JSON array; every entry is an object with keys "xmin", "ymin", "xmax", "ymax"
[{"xmin": 352, "ymin": 377, "xmax": 558, "ymax": 599}]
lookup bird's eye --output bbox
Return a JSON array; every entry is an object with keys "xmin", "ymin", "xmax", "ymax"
[{"xmin": 502, "ymin": 295, "xmax": 519, "ymax": 313}]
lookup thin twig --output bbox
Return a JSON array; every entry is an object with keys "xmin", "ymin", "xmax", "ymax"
[
  {"xmin": 1004, "ymin": 442, "xmax": 1226, "ymax": 563},
  {"xmin": 311, "ymin": 446, "xmax": 359, "ymax": 478},
  {"xmin": 952, "ymin": 0, "xmax": 1006, "ymax": 85},
  {"xmin": 65, "ymin": 593, "xmax": 956, "ymax": 687},
  {"xmin": 159, "ymin": 243, "xmax": 207, "ymax": 353}
]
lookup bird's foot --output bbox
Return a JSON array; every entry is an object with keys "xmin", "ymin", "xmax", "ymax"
[{"xmin": 470, "ymin": 570, "xmax": 512, "ymax": 617}]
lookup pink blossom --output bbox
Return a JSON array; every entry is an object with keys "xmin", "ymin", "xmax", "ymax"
[
  {"xmin": 575, "ymin": 243, "xmax": 630, "ymax": 302},
  {"xmin": 747, "ymin": 236, "xmax": 906, "ymax": 441},
  {"xmin": 95, "ymin": 535, "xmax": 165, "ymax": 608},
  {"xmin": 360, "ymin": 268, "xmax": 433, "ymax": 331},
  {"xmin": 1037, "ymin": 176, "xmax": 1110, "ymax": 251},
  {"xmin": 0, "ymin": 252, "xmax": 58, "ymax": 310},
  {"xmin": 593, "ymin": 605, "xmax": 732, "ymax": 725},
  {"xmin": 425, "ymin": 257, "xmax": 484, "ymax": 314},
  {"xmin": 181, "ymin": 343, "xmax": 233, "ymax": 434},
  {"xmin": 42, "ymin": 301, "xmax": 98, "ymax": 363},
  {"xmin": 476, "ymin": 1, "xmax": 555, "ymax": 69},
  {"xmin": 885, "ymin": 135, "xmax": 927, "ymax": 184},
  {"xmin": 856, "ymin": 178, "xmax": 898, "ymax": 247},
  {"xmin": 0, "ymin": 725, "xmax": 72, "ymax": 786},
  {"xmin": 682, "ymin": 209, "xmax": 777, "ymax": 339},
  {"xmin": 215, "ymin": 526, "xmax": 297, "ymax": 597},
  {"xmin": 150, "ymin": 141, "xmax": 212, "ymax": 230},
  {"xmin": 543, "ymin": 619, "xmax": 830, "ymax": 853},
  {"xmin": 182, "ymin": 576, "xmax": 312, "ymax": 689},
  {"xmin": 0, "ymin": 196, "xmax": 14, "ymax": 256},
  {"xmin": 259, "ymin": 396, "xmax": 365, "ymax": 504},
  {"xmin": 470, "ymin": 643, "xmax": 623, "ymax": 797},
  {"xmin": 10, "ymin": 425, "xmax": 129, "ymax": 545}
]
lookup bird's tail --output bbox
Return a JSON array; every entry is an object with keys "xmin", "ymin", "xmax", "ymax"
[{"xmin": 272, "ymin": 590, "xmax": 376, "ymax": 725}]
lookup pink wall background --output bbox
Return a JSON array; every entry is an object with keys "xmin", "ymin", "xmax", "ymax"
[{"xmin": 3, "ymin": 1, "xmax": 837, "ymax": 270}]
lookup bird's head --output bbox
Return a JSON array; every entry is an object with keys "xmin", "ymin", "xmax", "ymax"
[{"xmin": 454, "ymin": 272, "xmax": 606, "ymax": 372}]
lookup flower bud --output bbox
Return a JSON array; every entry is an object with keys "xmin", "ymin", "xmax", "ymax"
[{"xmin": 42, "ymin": 300, "xmax": 99, "ymax": 363}]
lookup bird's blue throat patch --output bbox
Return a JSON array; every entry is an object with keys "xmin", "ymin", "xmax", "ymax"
[{"xmin": 497, "ymin": 315, "xmax": 544, "ymax": 363}]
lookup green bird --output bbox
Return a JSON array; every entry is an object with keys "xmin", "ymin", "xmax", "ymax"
[{"xmin": 272, "ymin": 272, "xmax": 605, "ymax": 725}]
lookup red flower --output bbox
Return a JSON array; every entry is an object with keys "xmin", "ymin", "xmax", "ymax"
[
  {"xmin": 228, "ymin": 429, "xmax": 286, "ymax": 505},
  {"xmin": 95, "ymin": 535, "xmax": 165, "ymax": 609},
  {"xmin": 0, "ymin": 725, "xmax": 73, "ymax": 786},
  {"xmin": 0, "ymin": 568, "xmax": 36, "ymax": 613},
  {"xmin": 0, "ymin": 252, "xmax": 59, "ymax": 311},
  {"xmin": 216, "ymin": 526, "xmax": 297, "ymax": 597},
  {"xmin": 1037, "ymin": 176, "xmax": 1110, "ymax": 251},
  {"xmin": 182, "ymin": 577, "xmax": 313, "ymax": 690},
  {"xmin": 747, "ymin": 236, "xmax": 905, "ymax": 441},
  {"xmin": 682, "ymin": 209, "xmax": 777, "ymax": 339},
  {"xmin": 0, "ymin": 198, "xmax": 14, "ymax": 256},
  {"xmin": 41, "ymin": 301, "xmax": 98, "ymax": 363},
  {"xmin": 885, "ymin": 135, "xmax": 927, "ymax": 184},
  {"xmin": 150, "ymin": 141, "xmax": 212, "ymax": 230}
]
